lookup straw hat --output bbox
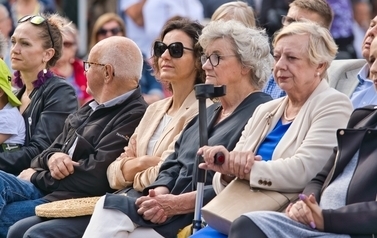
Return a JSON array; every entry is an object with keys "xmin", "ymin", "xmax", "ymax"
[
  {"xmin": 0, "ymin": 60, "xmax": 21, "ymax": 107},
  {"xmin": 35, "ymin": 196, "xmax": 101, "ymax": 218}
]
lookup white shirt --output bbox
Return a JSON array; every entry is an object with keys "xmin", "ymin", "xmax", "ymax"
[{"xmin": 0, "ymin": 103, "xmax": 25, "ymax": 145}]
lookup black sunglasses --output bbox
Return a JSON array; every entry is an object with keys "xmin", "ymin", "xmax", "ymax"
[
  {"xmin": 97, "ymin": 27, "xmax": 122, "ymax": 36},
  {"xmin": 18, "ymin": 15, "xmax": 54, "ymax": 48},
  {"xmin": 153, "ymin": 41, "xmax": 193, "ymax": 58}
]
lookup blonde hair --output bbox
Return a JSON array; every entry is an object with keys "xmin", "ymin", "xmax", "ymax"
[
  {"xmin": 211, "ymin": 1, "xmax": 256, "ymax": 28},
  {"xmin": 273, "ymin": 21, "xmax": 338, "ymax": 78},
  {"xmin": 89, "ymin": 13, "xmax": 126, "ymax": 50}
]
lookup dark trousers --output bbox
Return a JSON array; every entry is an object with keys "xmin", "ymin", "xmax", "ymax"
[
  {"xmin": 7, "ymin": 215, "xmax": 91, "ymax": 238},
  {"xmin": 229, "ymin": 215, "xmax": 268, "ymax": 238}
]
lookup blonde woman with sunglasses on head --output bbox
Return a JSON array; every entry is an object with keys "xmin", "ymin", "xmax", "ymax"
[{"xmin": 0, "ymin": 14, "xmax": 78, "ymax": 175}]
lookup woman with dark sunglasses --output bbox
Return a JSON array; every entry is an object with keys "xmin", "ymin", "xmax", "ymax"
[
  {"xmin": 88, "ymin": 13, "xmax": 126, "ymax": 51},
  {"xmin": 82, "ymin": 19, "xmax": 272, "ymax": 238},
  {"xmin": 5, "ymin": 18, "xmax": 211, "ymax": 238},
  {"xmin": 106, "ymin": 18, "xmax": 210, "ymax": 197},
  {"xmin": 0, "ymin": 13, "xmax": 78, "ymax": 175}
]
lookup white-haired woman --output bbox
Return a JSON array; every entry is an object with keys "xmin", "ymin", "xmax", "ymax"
[{"xmin": 194, "ymin": 21, "xmax": 354, "ymax": 237}]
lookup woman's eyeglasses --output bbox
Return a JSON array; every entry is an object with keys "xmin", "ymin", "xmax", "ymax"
[
  {"xmin": 201, "ymin": 53, "xmax": 238, "ymax": 67},
  {"xmin": 97, "ymin": 27, "xmax": 122, "ymax": 36},
  {"xmin": 18, "ymin": 15, "xmax": 54, "ymax": 48},
  {"xmin": 153, "ymin": 41, "xmax": 193, "ymax": 58},
  {"xmin": 83, "ymin": 61, "xmax": 105, "ymax": 72}
]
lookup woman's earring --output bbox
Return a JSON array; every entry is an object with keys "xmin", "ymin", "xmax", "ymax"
[
  {"xmin": 316, "ymin": 72, "xmax": 320, "ymax": 77},
  {"xmin": 43, "ymin": 68, "xmax": 47, "ymax": 74}
]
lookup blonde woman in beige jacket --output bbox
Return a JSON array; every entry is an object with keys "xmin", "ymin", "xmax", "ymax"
[{"xmin": 199, "ymin": 21, "xmax": 353, "ymax": 196}]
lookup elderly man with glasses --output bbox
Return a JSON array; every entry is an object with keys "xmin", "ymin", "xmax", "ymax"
[{"xmin": 0, "ymin": 36, "xmax": 147, "ymax": 237}]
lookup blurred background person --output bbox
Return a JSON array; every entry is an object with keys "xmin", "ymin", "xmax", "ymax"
[
  {"xmin": 351, "ymin": 0, "xmax": 372, "ymax": 59},
  {"xmin": 327, "ymin": 0, "xmax": 357, "ymax": 59},
  {"xmin": 8, "ymin": 0, "xmax": 55, "ymax": 24},
  {"xmin": 210, "ymin": 1, "xmax": 256, "ymax": 27},
  {"xmin": 327, "ymin": 15, "xmax": 377, "ymax": 107},
  {"xmin": 200, "ymin": 0, "xmax": 254, "ymax": 20},
  {"xmin": 0, "ymin": 4, "xmax": 13, "ymax": 69},
  {"xmin": 51, "ymin": 17, "xmax": 91, "ymax": 106},
  {"xmin": 255, "ymin": 0, "xmax": 290, "ymax": 39},
  {"xmin": 88, "ymin": 12, "xmax": 125, "ymax": 52}
]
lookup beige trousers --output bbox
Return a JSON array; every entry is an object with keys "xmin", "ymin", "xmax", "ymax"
[{"xmin": 82, "ymin": 195, "xmax": 164, "ymax": 238}]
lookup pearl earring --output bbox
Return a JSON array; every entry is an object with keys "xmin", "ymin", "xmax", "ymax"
[{"xmin": 317, "ymin": 72, "xmax": 320, "ymax": 77}]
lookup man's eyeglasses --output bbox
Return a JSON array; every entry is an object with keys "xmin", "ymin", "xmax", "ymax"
[
  {"xmin": 97, "ymin": 27, "xmax": 122, "ymax": 36},
  {"xmin": 153, "ymin": 41, "xmax": 193, "ymax": 58},
  {"xmin": 18, "ymin": 15, "xmax": 54, "ymax": 48},
  {"xmin": 201, "ymin": 53, "xmax": 238, "ymax": 67},
  {"xmin": 281, "ymin": 15, "xmax": 299, "ymax": 26},
  {"xmin": 83, "ymin": 61, "xmax": 106, "ymax": 72}
]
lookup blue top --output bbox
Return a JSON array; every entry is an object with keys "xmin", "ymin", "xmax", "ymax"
[
  {"xmin": 255, "ymin": 119, "xmax": 291, "ymax": 161},
  {"xmin": 350, "ymin": 64, "xmax": 377, "ymax": 108},
  {"xmin": 190, "ymin": 226, "xmax": 227, "ymax": 238},
  {"xmin": 262, "ymin": 74, "xmax": 286, "ymax": 99}
]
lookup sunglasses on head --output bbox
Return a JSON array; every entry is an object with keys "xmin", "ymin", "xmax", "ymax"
[
  {"xmin": 18, "ymin": 15, "xmax": 54, "ymax": 48},
  {"xmin": 153, "ymin": 41, "xmax": 193, "ymax": 58},
  {"xmin": 97, "ymin": 27, "xmax": 121, "ymax": 36}
]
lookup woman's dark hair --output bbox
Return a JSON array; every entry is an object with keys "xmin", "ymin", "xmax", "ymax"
[{"xmin": 151, "ymin": 17, "xmax": 204, "ymax": 89}]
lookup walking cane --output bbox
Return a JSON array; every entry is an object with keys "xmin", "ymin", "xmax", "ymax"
[{"xmin": 192, "ymin": 84, "xmax": 226, "ymax": 234}]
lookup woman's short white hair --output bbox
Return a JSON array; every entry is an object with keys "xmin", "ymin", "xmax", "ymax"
[{"xmin": 199, "ymin": 20, "xmax": 273, "ymax": 89}]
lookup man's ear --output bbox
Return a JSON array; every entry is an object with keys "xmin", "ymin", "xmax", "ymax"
[{"xmin": 104, "ymin": 64, "xmax": 115, "ymax": 82}]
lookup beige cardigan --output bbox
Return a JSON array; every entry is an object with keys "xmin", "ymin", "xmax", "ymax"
[
  {"xmin": 213, "ymin": 80, "xmax": 353, "ymax": 193},
  {"xmin": 107, "ymin": 90, "xmax": 213, "ymax": 191}
]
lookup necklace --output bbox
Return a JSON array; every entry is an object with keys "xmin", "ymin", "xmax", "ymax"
[
  {"xmin": 221, "ymin": 109, "xmax": 232, "ymax": 117},
  {"xmin": 283, "ymin": 105, "xmax": 296, "ymax": 121}
]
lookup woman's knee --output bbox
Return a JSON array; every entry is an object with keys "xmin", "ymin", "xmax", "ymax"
[{"xmin": 229, "ymin": 215, "xmax": 267, "ymax": 238}]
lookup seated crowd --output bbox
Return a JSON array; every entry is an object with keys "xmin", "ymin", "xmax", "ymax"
[{"xmin": 0, "ymin": 0, "xmax": 376, "ymax": 237}]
